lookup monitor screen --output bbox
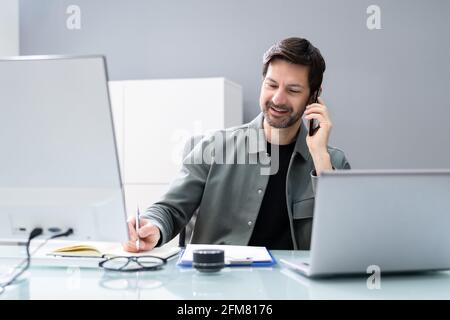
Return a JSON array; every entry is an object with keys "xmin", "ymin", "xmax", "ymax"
[{"xmin": 0, "ymin": 55, "xmax": 128, "ymax": 243}]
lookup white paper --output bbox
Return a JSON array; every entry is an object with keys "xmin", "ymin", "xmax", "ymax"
[{"xmin": 181, "ymin": 244, "xmax": 272, "ymax": 265}]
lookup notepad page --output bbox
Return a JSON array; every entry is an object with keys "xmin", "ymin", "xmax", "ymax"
[
  {"xmin": 181, "ymin": 244, "xmax": 272, "ymax": 264},
  {"xmin": 30, "ymin": 240, "xmax": 180, "ymax": 260}
]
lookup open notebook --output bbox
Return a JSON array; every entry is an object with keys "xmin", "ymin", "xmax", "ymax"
[{"xmin": 46, "ymin": 241, "xmax": 180, "ymax": 260}]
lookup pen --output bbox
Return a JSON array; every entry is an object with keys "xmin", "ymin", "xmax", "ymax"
[{"xmin": 135, "ymin": 206, "xmax": 140, "ymax": 251}]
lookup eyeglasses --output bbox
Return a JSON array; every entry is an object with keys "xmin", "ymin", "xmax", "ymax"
[{"xmin": 99, "ymin": 256, "xmax": 166, "ymax": 272}]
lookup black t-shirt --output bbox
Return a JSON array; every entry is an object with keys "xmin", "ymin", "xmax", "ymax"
[{"xmin": 248, "ymin": 140, "xmax": 296, "ymax": 250}]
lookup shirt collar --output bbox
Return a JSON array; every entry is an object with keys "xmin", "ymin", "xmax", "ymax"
[{"xmin": 247, "ymin": 113, "xmax": 311, "ymax": 160}]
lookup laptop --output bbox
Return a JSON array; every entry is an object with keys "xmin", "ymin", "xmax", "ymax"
[{"xmin": 280, "ymin": 170, "xmax": 450, "ymax": 277}]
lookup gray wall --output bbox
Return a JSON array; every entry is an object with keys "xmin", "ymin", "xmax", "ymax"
[{"xmin": 20, "ymin": 0, "xmax": 450, "ymax": 169}]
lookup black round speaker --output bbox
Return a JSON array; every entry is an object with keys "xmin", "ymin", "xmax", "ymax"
[{"xmin": 192, "ymin": 249, "xmax": 225, "ymax": 273}]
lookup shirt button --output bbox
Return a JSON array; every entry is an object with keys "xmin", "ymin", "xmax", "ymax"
[
  {"xmin": 248, "ymin": 221, "xmax": 253, "ymax": 226},
  {"xmin": 257, "ymin": 188, "xmax": 263, "ymax": 194}
]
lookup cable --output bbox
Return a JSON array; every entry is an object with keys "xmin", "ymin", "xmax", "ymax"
[
  {"xmin": 30, "ymin": 228, "xmax": 74, "ymax": 256},
  {"xmin": 9, "ymin": 228, "xmax": 75, "ymax": 272},
  {"xmin": 0, "ymin": 228, "xmax": 74, "ymax": 295},
  {"xmin": 17, "ymin": 228, "xmax": 75, "ymax": 269}
]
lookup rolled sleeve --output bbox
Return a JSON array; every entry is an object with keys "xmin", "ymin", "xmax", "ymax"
[{"xmin": 310, "ymin": 147, "xmax": 351, "ymax": 196}]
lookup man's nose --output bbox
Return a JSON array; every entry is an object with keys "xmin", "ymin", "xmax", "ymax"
[{"xmin": 272, "ymin": 89, "xmax": 287, "ymax": 106}]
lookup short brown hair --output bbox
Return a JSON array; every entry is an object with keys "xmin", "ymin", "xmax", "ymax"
[{"xmin": 262, "ymin": 37, "xmax": 326, "ymax": 95}]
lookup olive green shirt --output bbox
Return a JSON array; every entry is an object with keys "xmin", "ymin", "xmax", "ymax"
[{"xmin": 144, "ymin": 113, "xmax": 350, "ymax": 249}]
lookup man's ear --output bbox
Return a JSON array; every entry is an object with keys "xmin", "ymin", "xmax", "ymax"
[
  {"xmin": 307, "ymin": 90, "xmax": 317, "ymax": 105},
  {"xmin": 308, "ymin": 87, "xmax": 323, "ymax": 104}
]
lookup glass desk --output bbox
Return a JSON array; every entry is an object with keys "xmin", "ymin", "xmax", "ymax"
[{"xmin": 1, "ymin": 247, "xmax": 450, "ymax": 300}]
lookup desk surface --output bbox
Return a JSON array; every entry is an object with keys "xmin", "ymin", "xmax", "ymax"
[{"xmin": 1, "ymin": 247, "xmax": 450, "ymax": 300}]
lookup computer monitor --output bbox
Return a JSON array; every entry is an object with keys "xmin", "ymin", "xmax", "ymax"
[{"xmin": 0, "ymin": 55, "xmax": 129, "ymax": 243}]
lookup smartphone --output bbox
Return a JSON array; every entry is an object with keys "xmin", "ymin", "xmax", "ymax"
[{"xmin": 308, "ymin": 89, "xmax": 321, "ymax": 136}]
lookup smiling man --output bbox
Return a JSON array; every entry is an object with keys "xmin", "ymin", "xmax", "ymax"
[{"xmin": 124, "ymin": 37, "xmax": 350, "ymax": 252}]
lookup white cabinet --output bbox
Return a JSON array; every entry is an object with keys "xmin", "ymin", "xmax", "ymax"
[{"xmin": 109, "ymin": 78, "xmax": 243, "ymax": 220}]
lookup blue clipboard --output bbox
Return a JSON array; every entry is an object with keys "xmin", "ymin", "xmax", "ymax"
[{"xmin": 176, "ymin": 248, "xmax": 277, "ymax": 268}]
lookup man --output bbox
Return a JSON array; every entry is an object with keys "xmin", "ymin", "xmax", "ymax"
[{"xmin": 124, "ymin": 37, "xmax": 350, "ymax": 252}]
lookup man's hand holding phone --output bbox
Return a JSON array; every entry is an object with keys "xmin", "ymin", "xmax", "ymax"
[
  {"xmin": 123, "ymin": 216, "xmax": 161, "ymax": 253},
  {"xmin": 304, "ymin": 96, "xmax": 333, "ymax": 175}
]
